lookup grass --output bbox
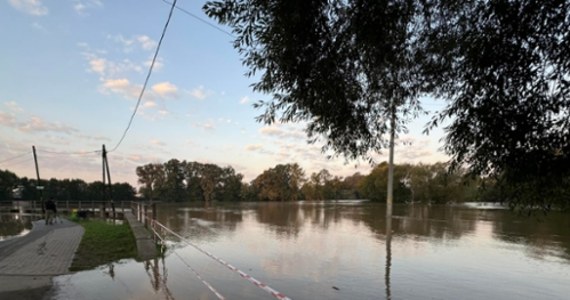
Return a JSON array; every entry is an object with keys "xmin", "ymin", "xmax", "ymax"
[{"xmin": 70, "ymin": 219, "xmax": 137, "ymax": 271}]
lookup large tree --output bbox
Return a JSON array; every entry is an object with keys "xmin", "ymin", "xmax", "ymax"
[
  {"xmin": 252, "ymin": 163, "xmax": 305, "ymax": 201},
  {"xmin": 0, "ymin": 169, "xmax": 19, "ymax": 201},
  {"xmin": 136, "ymin": 163, "xmax": 165, "ymax": 201},
  {"xmin": 204, "ymin": 0, "xmax": 424, "ymax": 161},
  {"xmin": 421, "ymin": 0, "xmax": 570, "ymax": 210},
  {"xmin": 205, "ymin": 0, "xmax": 570, "ymax": 211}
]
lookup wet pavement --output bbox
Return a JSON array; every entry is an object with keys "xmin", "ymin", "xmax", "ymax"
[{"xmin": 0, "ymin": 219, "xmax": 84, "ymax": 299}]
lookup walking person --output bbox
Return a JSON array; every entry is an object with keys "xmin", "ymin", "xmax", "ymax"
[{"xmin": 45, "ymin": 197, "xmax": 57, "ymax": 225}]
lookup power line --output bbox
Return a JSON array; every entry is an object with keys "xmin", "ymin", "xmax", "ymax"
[
  {"xmin": 3, "ymin": 157, "xmax": 34, "ymax": 167},
  {"xmin": 160, "ymin": 0, "xmax": 234, "ymax": 38},
  {"xmin": 110, "ymin": 0, "xmax": 178, "ymax": 153},
  {"xmin": 37, "ymin": 149, "xmax": 100, "ymax": 156},
  {"xmin": 0, "ymin": 151, "xmax": 31, "ymax": 165}
]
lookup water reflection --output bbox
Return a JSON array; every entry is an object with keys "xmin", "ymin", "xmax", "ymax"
[
  {"xmin": 144, "ymin": 257, "xmax": 175, "ymax": 300},
  {"xmin": 385, "ymin": 215, "xmax": 392, "ymax": 300},
  {"xmin": 154, "ymin": 201, "xmax": 570, "ymax": 264},
  {"xmin": 488, "ymin": 210, "xmax": 570, "ymax": 261},
  {"xmin": 47, "ymin": 202, "xmax": 570, "ymax": 300},
  {"xmin": 0, "ymin": 213, "xmax": 33, "ymax": 240},
  {"xmin": 157, "ymin": 203, "xmax": 243, "ymax": 240}
]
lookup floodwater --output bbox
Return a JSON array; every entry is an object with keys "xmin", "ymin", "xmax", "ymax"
[
  {"xmin": 50, "ymin": 201, "xmax": 570, "ymax": 299},
  {"xmin": 0, "ymin": 214, "xmax": 33, "ymax": 241}
]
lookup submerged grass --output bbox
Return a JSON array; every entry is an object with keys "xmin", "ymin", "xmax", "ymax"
[{"xmin": 70, "ymin": 219, "xmax": 137, "ymax": 271}]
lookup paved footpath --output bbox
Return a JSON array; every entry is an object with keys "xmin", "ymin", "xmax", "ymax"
[{"xmin": 0, "ymin": 219, "xmax": 84, "ymax": 300}]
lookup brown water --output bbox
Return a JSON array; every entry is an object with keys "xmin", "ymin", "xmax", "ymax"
[
  {"xmin": 0, "ymin": 214, "xmax": 33, "ymax": 241},
  {"xmin": 51, "ymin": 201, "xmax": 570, "ymax": 299}
]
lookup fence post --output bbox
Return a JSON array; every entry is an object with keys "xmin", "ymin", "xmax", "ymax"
[
  {"xmin": 143, "ymin": 205, "xmax": 148, "ymax": 228},
  {"xmin": 101, "ymin": 202, "xmax": 106, "ymax": 219},
  {"xmin": 137, "ymin": 202, "xmax": 142, "ymax": 222}
]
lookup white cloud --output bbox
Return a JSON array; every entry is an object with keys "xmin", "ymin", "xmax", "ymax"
[
  {"xmin": 88, "ymin": 57, "xmax": 106, "ymax": 75},
  {"xmin": 194, "ymin": 121, "xmax": 215, "ymax": 131},
  {"xmin": 83, "ymin": 51, "xmax": 142, "ymax": 77},
  {"xmin": 189, "ymin": 86, "xmax": 208, "ymax": 100},
  {"xmin": 109, "ymin": 34, "xmax": 157, "ymax": 52},
  {"xmin": 9, "ymin": 0, "xmax": 48, "ymax": 16},
  {"xmin": 239, "ymin": 96, "xmax": 250, "ymax": 105},
  {"xmin": 142, "ymin": 101, "xmax": 157, "ymax": 108},
  {"xmin": 150, "ymin": 139, "xmax": 166, "ymax": 147},
  {"xmin": 100, "ymin": 78, "xmax": 140, "ymax": 99},
  {"xmin": 259, "ymin": 124, "xmax": 306, "ymax": 140},
  {"xmin": 137, "ymin": 35, "xmax": 156, "ymax": 51},
  {"xmin": 245, "ymin": 144, "xmax": 263, "ymax": 152},
  {"xmin": 73, "ymin": 0, "xmax": 103, "ymax": 15},
  {"xmin": 1, "ymin": 109, "xmax": 78, "ymax": 135},
  {"xmin": 152, "ymin": 82, "xmax": 178, "ymax": 97},
  {"xmin": 31, "ymin": 22, "xmax": 47, "ymax": 31},
  {"xmin": 74, "ymin": 3, "xmax": 86, "ymax": 13},
  {"xmin": 0, "ymin": 111, "xmax": 17, "ymax": 127},
  {"xmin": 4, "ymin": 101, "xmax": 23, "ymax": 112},
  {"xmin": 19, "ymin": 116, "xmax": 78, "ymax": 135},
  {"xmin": 144, "ymin": 56, "xmax": 163, "ymax": 70},
  {"xmin": 102, "ymin": 78, "xmax": 130, "ymax": 90}
]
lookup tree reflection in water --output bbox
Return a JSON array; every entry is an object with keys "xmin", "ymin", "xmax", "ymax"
[
  {"xmin": 144, "ymin": 256, "xmax": 175, "ymax": 300},
  {"xmin": 155, "ymin": 201, "xmax": 570, "ymax": 263},
  {"xmin": 385, "ymin": 215, "xmax": 392, "ymax": 300}
]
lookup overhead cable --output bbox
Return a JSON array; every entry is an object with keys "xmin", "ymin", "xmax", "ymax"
[
  {"xmin": 37, "ymin": 148, "xmax": 100, "ymax": 156},
  {"xmin": 160, "ymin": 0, "xmax": 234, "ymax": 38},
  {"xmin": 110, "ymin": 0, "xmax": 178, "ymax": 152},
  {"xmin": 0, "ymin": 151, "xmax": 31, "ymax": 165},
  {"xmin": 0, "ymin": 156, "xmax": 33, "ymax": 168}
]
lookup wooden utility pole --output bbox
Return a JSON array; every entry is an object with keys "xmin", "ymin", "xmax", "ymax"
[
  {"xmin": 102, "ymin": 145, "xmax": 116, "ymax": 219},
  {"xmin": 32, "ymin": 145, "xmax": 44, "ymax": 215},
  {"xmin": 385, "ymin": 104, "xmax": 396, "ymax": 300},
  {"xmin": 386, "ymin": 105, "xmax": 396, "ymax": 220}
]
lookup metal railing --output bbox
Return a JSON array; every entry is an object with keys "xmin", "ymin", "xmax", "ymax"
[{"xmin": 0, "ymin": 200, "xmax": 136, "ymax": 220}]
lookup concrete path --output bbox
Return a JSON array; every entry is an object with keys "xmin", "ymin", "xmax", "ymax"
[
  {"xmin": 0, "ymin": 219, "xmax": 84, "ymax": 299},
  {"xmin": 123, "ymin": 212, "xmax": 157, "ymax": 261}
]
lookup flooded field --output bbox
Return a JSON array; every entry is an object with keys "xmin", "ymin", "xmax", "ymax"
[{"xmin": 49, "ymin": 201, "xmax": 570, "ymax": 299}]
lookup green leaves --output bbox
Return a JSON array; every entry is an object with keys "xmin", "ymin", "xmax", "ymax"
[
  {"xmin": 251, "ymin": 163, "xmax": 305, "ymax": 201},
  {"xmin": 422, "ymin": 0, "xmax": 570, "ymax": 210},
  {"xmin": 136, "ymin": 160, "xmax": 244, "ymax": 202},
  {"xmin": 204, "ymin": 0, "xmax": 570, "ymax": 210},
  {"xmin": 204, "ymin": 0, "xmax": 423, "ymax": 162}
]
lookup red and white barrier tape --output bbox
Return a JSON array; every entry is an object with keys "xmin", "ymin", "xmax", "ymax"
[
  {"xmin": 152, "ymin": 220, "xmax": 292, "ymax": 300},
  {"xmin": 173, "ymin": 251, "xmax": 226, "ymax": 300},
  {"xmin": 152, "ymin": 225, "xmax": 226, "ymax": 299}
]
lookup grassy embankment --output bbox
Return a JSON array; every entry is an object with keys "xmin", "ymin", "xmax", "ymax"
[{"xmin": 70, "ymin": 219, "xmax": 137, "ymax": 271}]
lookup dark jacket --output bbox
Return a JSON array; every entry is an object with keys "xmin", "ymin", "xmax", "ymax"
[{"xmin": 45, "ymin": 200, "xmax": 57, "ymax": 212}]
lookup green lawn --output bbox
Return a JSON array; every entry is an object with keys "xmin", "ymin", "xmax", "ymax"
[{"xmin": 70, "ymin": 219, "xmax": 137, "ymax": 271}]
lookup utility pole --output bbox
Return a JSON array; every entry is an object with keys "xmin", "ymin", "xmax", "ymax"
[
  {"xmin": 385, "ymin": 104, "xmax": 396, "ymax": 300},
  {"xmin": 32, "ymin": 145, "xmax": 44, "ymax": 216},
  {"xmin": 386, "ymin": 105, "xmax": 396, "ymax": 221},
  {"xmin": 102, "ymin": 145, "xmax": 116, "ymax": 219}
]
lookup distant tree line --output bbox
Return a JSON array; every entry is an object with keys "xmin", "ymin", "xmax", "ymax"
[
  {"xmin": 0, "ymin": 159, "xmax": 523, "ymax": 205},
  {"xmin": 0, "ymin": 169, "xmax": 136, "ymax": 202},
  {"xmin": 134, "ymin": 159, "xmax": 494, "ymax": 204},
  {"xmin": 136, "ymin": 159, "xmax": 243, "ymax": 202}
]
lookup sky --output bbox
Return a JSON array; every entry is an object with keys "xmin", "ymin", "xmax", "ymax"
[{"xmin": 0, "ymin": 0, "xmax": 449, "ymax": 188}]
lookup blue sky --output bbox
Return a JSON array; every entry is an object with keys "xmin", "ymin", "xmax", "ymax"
[{"xmin": 0, "ymin": 0, "xmax": 448, "ymax": 187}]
